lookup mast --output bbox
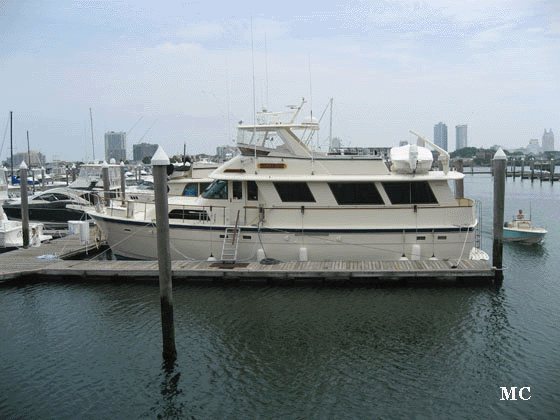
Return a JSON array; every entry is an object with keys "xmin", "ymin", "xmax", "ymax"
[
  {"xmin": 27, "ymin": 130, "xmax": 31, "ymax": 168},
  {"xmin": 89, "ymin": 107, "xmax": 95, "ymax": 161},
  {"xmin": 10, "ymin": 111, "xmax": 13, "ymax": 178}
]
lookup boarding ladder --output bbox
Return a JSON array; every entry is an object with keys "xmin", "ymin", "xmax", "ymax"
[
  {"xmin": 475, "ymin": 200, "xmax": 483, "ymax": 249},
  {"xmin": 221, "ymin": 210, "xmax": 241, "ymax": 262}
]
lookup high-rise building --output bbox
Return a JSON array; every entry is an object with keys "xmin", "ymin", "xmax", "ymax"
[
  {"xmin": 133, "ymin": 142, "xmax": 158, "ymax": 162},
  {"xmin": 105, "ymin": 131, "xmax": 126, "ymax": 162},
  {"xmin": 527, "ymin": 139, "xmax": 540, "ymax": 155},
  {"xmin": 434, "ymin": 122, "xmax": 448, "ymax": 151},
  {"xmin": 542, "ymin": 129, "xmax": 555, "ymax": 152},
  {"xmin": 456, "ymin": 125, "xmax": 468, "ymax": 150}
]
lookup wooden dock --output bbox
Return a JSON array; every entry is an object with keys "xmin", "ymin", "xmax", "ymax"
[{"xmin": 0, "ymin": 234, "xmax": 496, "ymax": 285}]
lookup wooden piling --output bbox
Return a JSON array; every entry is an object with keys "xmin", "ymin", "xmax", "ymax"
[
  {"xmin": 19, "ymin": 162, "xmax": 30, "ymax": 248},
  {"xmin": 41, "ymin": 167, "xmax": 46, "ymax": 191},
  {"xmin": 152, "ymin": 146, "xmax": 177, "ymax": 363},
  {"xmin": 550, "ymin": 160, "xmax": 555, "ymax": 184},
  {"xmin": 102, "ymin": 161, "xmax": 110, "ymax": 205},
  {"xmin": 454, "ymin": 159, "xmax": 464, "ymax": 199},
  {"xmin": 492, "ymin": 148, "xmax": 506, "ymax": 282},
  {"xmin": 120, "ymin": 161, "xmax": 126, "ymax": 202}
]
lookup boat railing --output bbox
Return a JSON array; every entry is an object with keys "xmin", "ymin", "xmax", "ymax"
[{"xmin": 102, "ymin": 197, "xmax": 228, "ymax": 225}]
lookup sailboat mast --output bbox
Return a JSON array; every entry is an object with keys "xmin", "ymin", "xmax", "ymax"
[
  {"xmin": 27, "ymin": 130, "xmax": 31, "ymax": 168},
  {"xmin": 89, "ymin": 107, "xmax": 95, "ymax": 161},
  {"xmin": 10, "ymin": 111, "xmax": 13, "ymax": 178}
]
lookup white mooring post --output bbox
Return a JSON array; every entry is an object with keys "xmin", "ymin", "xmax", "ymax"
[
  {"xmin": 492, "ymin": 148, "xmax": 506, "ymax": 282},
  {"xmin": 19, "ymin": 161, "xmax": 30, "ymax": 248},
  {"xmin": 152, "ymin": 146, "xmax": 177, "ymax": 364}
]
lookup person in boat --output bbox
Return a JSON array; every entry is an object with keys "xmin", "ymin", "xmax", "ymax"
[{"xmin": 516, "ymin": 209, "xmax": 524, "ymax": 220}]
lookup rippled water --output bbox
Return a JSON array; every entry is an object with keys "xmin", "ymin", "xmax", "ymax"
[{"xmin": 1, "ymin": 174, "xmax": 559, "ymax": 419}]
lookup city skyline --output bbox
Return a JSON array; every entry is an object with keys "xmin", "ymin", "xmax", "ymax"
[{"xmin": 1, "ymin": 1, "xmax": 558, "ymax": 161}]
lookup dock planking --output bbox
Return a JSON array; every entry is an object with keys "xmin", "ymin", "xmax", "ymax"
[{"xmin": 1, "ymin": 233, "xmax": 495, "ymax": 285}]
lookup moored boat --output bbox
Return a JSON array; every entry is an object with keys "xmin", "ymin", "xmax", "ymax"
[
  {"xmin": 503, "ymin": 210, "xmax": 547, "ymax": 244},
  {"xmin": 2, "ymin": 187, "xmax": 94, "ymax": 229},
  {"xmin": 87, "ymin": 99, "xmax": 487, "ymax": 263}
]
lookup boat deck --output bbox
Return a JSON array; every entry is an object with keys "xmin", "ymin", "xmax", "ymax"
[{"xmin": 1, "ymin": 233, "xmax": 496, "ymax": 284}]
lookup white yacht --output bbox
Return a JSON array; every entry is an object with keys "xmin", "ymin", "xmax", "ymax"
[
  {"xmin": 87, "ymin": 100, "xmax": 487, "ymax": 262},
  {"xmin": 0, "ymin": 168, "xmax": 8, "ymax": 202}
]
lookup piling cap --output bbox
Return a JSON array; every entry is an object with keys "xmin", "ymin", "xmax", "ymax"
[
  {"xmin": 493, "ymin": 147, "xmax": 507, "ymax": 160},
  {"xmin": 151, "ymin": 145, "xmax": 170, "ymax": 166},
  {"xmin": 102, "ymin": 160, "xmax": 109, "ymax": 168},
  {"xmin": 19, "ymin": 161, "xmax": 28, "ymax": 169}
]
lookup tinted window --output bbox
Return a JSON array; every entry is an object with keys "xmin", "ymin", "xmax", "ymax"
[
  {"xmin": 273, "ymin": 182, "xmax": 315, "ymax": 202},
  {"xmin": 382, "ymin": 181, "xmax": 437, "ymax": 204},
  {"xmin": 169, "ymin": 209, "xmax": 209, "ymax": 220},
  {"xmin": 183, "ymin": 182, "xmax": 199, "ymax": 196},
  {"xmin": 233, "ymin": 181, "xmax": 242, "ymax": 200},
  {"xmin": 247, "ymin": 181, "xmax": 258, "ymax": 201},
  {"xmin": 202, "ymin": 180, "xmax": 228, "ymax": 199},
  {"xmin": 328, "ymin": 182, "xmax": 384, "ymax": 205}
]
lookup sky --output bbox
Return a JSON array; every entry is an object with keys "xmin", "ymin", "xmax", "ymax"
[{"xmin": 1, "ymin": 0, "xmax": 558, "ymax": 162}]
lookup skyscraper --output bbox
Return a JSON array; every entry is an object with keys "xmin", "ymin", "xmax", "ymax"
[
  {"xmin": 105, "ymin": 131, "xmax": 126, "ymax": 162},
  {"xmin": 456, "ymin": 125, "xmax": 468, "ymax": 150},
  {"xmin": 133, "ymin": 142, "xmax": 158, "ymax": 162},
  {"xmin": 542, "ymin": 129, "xmax": 555, "ymax": 152},
  {"xmin": 434, "ymin": 122, "xmax": 448, "ymax": 151}
]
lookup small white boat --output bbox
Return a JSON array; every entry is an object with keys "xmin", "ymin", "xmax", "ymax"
[
  {"xmin": 0, "ymin": 205, "xmax": 52, "ymax": 249},
  {"xmin": 503, "ymin": 210, "xmax": 547, "ymax": 244}
]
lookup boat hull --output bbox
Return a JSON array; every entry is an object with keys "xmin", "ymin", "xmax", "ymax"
[
  {"xmin": 90, "ymin": 213, "xmax": 477, "ymax": 262},
  {"xmin": 503, "ymin": 227, "xmax": 547, "ymax": 244}
]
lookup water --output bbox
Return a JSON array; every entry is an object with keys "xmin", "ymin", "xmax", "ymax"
[{"xmin": 1, "ymin": 174, "xmax": 559, "ymax": 419}]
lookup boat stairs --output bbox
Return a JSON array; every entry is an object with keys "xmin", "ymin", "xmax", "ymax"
[{"xmin": 0, "ymin": 231, "xmax": 496, "ymax": 286}]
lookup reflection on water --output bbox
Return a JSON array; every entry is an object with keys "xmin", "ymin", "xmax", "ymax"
[{"xmin": 1, "ymin": 175, "xmax": 559, "ymax": 419}]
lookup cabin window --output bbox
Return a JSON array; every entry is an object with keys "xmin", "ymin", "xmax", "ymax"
[
  {"xmin": 247, "ymin": 181, "xmax": 258, "ymax": 201},
  {"xmin": 328, "ymin": 182, "xmax": 384, "ymax": 205},
  {"xmin": 232, "ymin": 181, "xmax": 242, "ymax": 200},
  {"xmin": 202, "ymin": 180, "xmax": 228, "ymax": 199},
  {"xmin": 381, "ymin": 181, "xmax": 438, "ymax": 205},
  {"xmin": 182, "ymin": 182, "xmax": 199, "ymax": 196},
  {"xmin": 169, "ymin": 209, "xmax": 210, "ymax": 220},
  {"xmin": 273, "ymin": 182, "xmax": 315, "ymax": 202}
]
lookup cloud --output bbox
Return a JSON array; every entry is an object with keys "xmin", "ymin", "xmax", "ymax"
[
  {"xmin": 154, "ymin": 42, "xmax": 203, "ymax": 54},
  {"xmin": 466, "ymin": 23, "xmax": 516, "ymax": 48},
  {"xmin": 177, "ymin": 22, "xmax": 225, "ymax": 40}
]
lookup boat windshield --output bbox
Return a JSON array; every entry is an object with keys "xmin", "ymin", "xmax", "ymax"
[{"xmin": 201, "ymin": 180, "xmax": 228, "ymax": 199}]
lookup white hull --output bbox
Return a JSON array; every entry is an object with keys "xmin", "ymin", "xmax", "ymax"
[
  {"xmin": 91, "ymin": 213, "xmax": 478, "ymax": 262},
  {"xmin": 0, "ymin": 220, "xmax": 51, "ymax": 248}
]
